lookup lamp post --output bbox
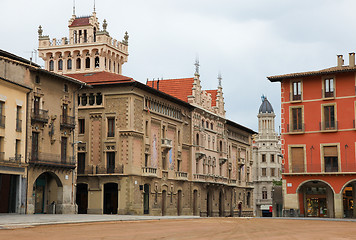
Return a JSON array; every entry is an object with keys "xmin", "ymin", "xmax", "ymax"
[{"xmin": 345, "ymin": 144, "xmax": 348, "ymax": 171}]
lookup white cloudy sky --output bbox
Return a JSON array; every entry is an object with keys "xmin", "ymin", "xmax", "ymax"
[{"xmin": 2, "ymin": 0, "xmax": 356, "ymax": 131}]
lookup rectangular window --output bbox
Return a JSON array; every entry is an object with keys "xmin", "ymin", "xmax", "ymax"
[
  {"xmin": 145, "ymin": 154, "xmax": 149, "ymax": 167},
  {"xmin": 0, "ymin": 101, "xmax": 5, "ymax": 128},
  {"xmin": 0, "ymin": 137, "xmax": 4, "ymax": 161},
  {"xmin": 34, "ymin": 96, "xmax": 40, "ymax": 115},
  {"xmin": 15, "ymin": 139, "xmax": 21, "ymax": 161},
  {"xmin": 271, "ymin": 154, "xmax": 275, "ymax": 163},
  {"xmin": 31, "ymin": 132, "xmax": 39, "ymax": 161},
  {"xmin": 271, "ymin": 168, "xmax": 275, "ymax": 177},
  {"xmin": 61, "ymin": 137, "xmax": 67, "ymax": 163},
  {"xmin": 77, "ymin": 152, "xmax": 86, "ymax": 174},
  {"xmin": 107, "ymin": 118, "xmax": 115, "ymax": 137},
  {"xmin": 16, "ymin": 106, "xmax": 22, "ymax": 132},
  {"xmin": 324, "ymin": 78, "xmax": 334, "ymax": 98},
  {"xmin": 292, "ymin": 81, "xmax": 302, "ymax": 101},
  {"xmin": 79, "ymin": 119, "xmax": 85, "ymax": 134},
  {"xmin": 107, "ymin": 152, "xmax": 115, "ymax": 173},
  {"xmin": 291, "ymin": 147, "xmax": 305, "ymax": 173},
  {"xmin": 292, "ymin": 107, "xmax": 303, "ymax": 131},
  {"xmin": 262, "ymin": 168, "xmax": 267, "ymax": 176},
  {"xmin": 323, "ymin": 105, "xmax": 336, "ymax": 130},
  {"xmin": 262, "ymin": 154, "xmax": 266, "ymax": 162},
  {"xmin": 324, "ymin": 146, "xmax": 338, "ymax": 172}
]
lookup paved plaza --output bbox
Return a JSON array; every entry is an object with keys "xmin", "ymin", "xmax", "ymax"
[{"xmin": 1, "ymin": 215, "xmax": 356, "ymax": 239}]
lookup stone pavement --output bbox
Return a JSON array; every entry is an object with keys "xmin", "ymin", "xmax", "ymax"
[{"xmin": 0, "ymin": 214, "xmax": 200, "ymax": 229}]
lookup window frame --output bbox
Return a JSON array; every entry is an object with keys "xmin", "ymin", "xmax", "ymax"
[
  {"xmin": 291, "ymin": 80, "xmax": 302, "ymax": 101},
  {"xmin": 321, "ymin": 103, "xmax": 337, "ymax": 131}
]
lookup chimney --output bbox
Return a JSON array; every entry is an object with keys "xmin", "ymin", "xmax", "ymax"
[
  {"xmin": 152, "ymin": 79, "xmax": 154, "ymax": 88},
  {"xmin": 337, "ymin": 55, "xmax": 344, "ymax": 67},
  {"xmin": 157, "ymin": 79, "xmax": 160, "ymax": 90},
  {"xmin": 349, "ymin": 52, "xmax": 355, "ymax": 67}
]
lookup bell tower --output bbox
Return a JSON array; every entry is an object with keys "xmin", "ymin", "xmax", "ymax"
[{"xmin": 38, "ymin": 10, "xmax": 129, "ymax": 75}]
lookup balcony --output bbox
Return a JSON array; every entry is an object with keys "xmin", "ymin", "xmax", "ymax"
[
  {"xmin": 195, "ymin": 146, "xmax": 206, "ymax": 159},
  {"xmin": 238, "ymin": 158, "xmax": 245, "ymax": 165},
  {"xmin": 320, "ymin": 121, "xmax": 338, "ymax": 132},
  {"xmin": 290, "ymin": 93, "xmax": 301, "ymax": 101},
  {"xmin": 30, "ymin": 152, "xmax": 75, "ymax": 169},
  {"xmin": 175, "ymin": 171, "xmax": 188, "ymax": 180},
  {"xmin": 228, "ymin": 179, "xmax": 237, "ymax": 185},
  {"xmin": 0, "ymin": 153, "xmax": 22, "ymax": 165},
  {"xmin": 286, "ymin": 123, "xmax": 305, "ymax": 134},
  {"xmin": 0, "ymin": 115, "xmax": 5, "ymax": 128},
  {"xmin": 193, "ymin": 173, "xmax": 206, "ymax": 182},
  {"xmin": 96, "ymin": 164, "xmax": 124, "ymax": 174},
  {"xmin": 16, "ymin": 119, "xmax": 22, "ymax": 132},
  {"xmin": 60, "ymin": 115, "xmax": 75, "ymax": 129},
  {"xmin": 142, "ymin": 166, "xmax": 157, "ymax": 177},
  {"xmin": 219, "ymin": 152, "xmax": 228, "ymax": 162},
  {"xmin": 161, "ymin": 138, "xmax": 172, "ymax": 149},
  {"xmin": 322, "ymin": 89, "xmax": 334, "ymax": 99},
  {"xmin": 31, "ymin": 108, "xmax": 49, "ymax": 123}
]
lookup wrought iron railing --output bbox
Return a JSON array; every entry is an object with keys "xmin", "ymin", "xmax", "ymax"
[{"xmin": 31, "ymin": 108, "xmax": 49, "ymax": 123}]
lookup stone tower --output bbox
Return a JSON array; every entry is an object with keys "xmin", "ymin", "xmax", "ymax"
[
  {"xmin": 38, "ymin": 10, "xmax": 129, "ymax": 75},
  {"xmin": 252, "ymin": 96, "xmax": 281, "ymax": 217}
]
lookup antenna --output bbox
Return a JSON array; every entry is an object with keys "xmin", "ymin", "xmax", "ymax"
[{"xmin": 73, "ymin": 0, "xmax": 76, "ymax": 15}]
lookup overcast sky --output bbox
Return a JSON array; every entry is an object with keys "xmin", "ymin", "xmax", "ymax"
[{"xmin": 2, "ymin": 0, "xmax": 356, "ymax": 131}]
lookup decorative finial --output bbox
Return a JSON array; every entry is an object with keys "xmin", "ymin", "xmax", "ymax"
[
  {"xmin": 73, "ymin": 0, "xmax": 76, "ymax": 16},
  {"xmin": 261, "ymin": 94, "xmax": 266, "ymax": 102},
  {"xmin": 194, "ymin": 58, "xmax": 200, "ymax": 75},
  {"xmin": 38, "ymin": 25, "xmax": 43, "ymax": 37},
  {"xmin": 122, "ymin": 31, "xmax": 129, "ymax": 45},
  {"xmin": 103, "ymin": 19, "xmax": 107, "ymax": 31},
  {"xmin": 218, "ymin": 72, "xmax": 222, "ymax": 87},
  {"xmin": 93, "ymin": 0, "xmax": 96, "ymax": 13}
]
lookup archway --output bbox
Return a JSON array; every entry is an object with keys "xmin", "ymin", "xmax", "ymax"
[
  {"xmin": 162, "ymin": 190, "xmax": 167, "ymax": 216},
  {"xmin": 206, "ymin": 190, "xmax": 212, "ymax": 217},
  {"xmin": 103, "ymin": 183, "xmax": 118, "ymax": 214},
  {"xmin": 76, "ymin": 183, "xmax": 88, "ymax": 214},
  {"xmin": 177, "ymin": 190, "xmax": 182, "ymax": 216},
  {"xmin": 143, "ymin": 184, "xmax": 150, "ymax": 214},
  {"xmin": 33, "ymin": 172, "xmax": 63, "ymax": 214},
  {"xmin": 341, "ymin": 181, "xmax": 356, "ymax": 218},
  {"xmin": 298, "ymin": 180, "xmax": 334, "ymax": 217}
]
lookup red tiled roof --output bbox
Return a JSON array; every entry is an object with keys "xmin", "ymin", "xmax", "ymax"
[
  {"xmin": 69, "ymin": 17, "xmax": 90, "ymax": 27},
  {"xmin": 65, "ymin": 71, "xmax": 134, "ymax": 85},
  {"xmin": 206, "ymin": 90, "xmax": 218, "ymax": 107},
  {"xmin": 147, "ymin": 78, "xmax": 194, "ymax": 102}
]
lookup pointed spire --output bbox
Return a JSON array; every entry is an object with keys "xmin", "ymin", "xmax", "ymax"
[
  {"xmin": 218, "ymin": 72, "xmax": 222, "ymax": 87},
  {"xmin": 73, "ymin": 0, "xmax": 76, "ymax": 16},
  {"xmin": 93, "ymin": 0, "xmax": 96, "ymax": 13},
  {"xmin": 194, "ymin": 58, "xmax": 200, "ymax": 76}
]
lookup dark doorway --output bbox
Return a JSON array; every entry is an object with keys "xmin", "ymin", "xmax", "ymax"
[
  {"xmin": 34, "ymin": 174, "xmax": 46, "ymax": 213},
  {"xmin": 143, "ymin": 184, "xmax": 150, "ymax": 214},
  {"xmin": 0, "ymin": 174, "xmax": 18, "ymax": 213},
  {"xmin": 177, "ymin": 190, "xmax": 182, "ymax": 216},
  {"xmin": 207, "ymin": 191, "xmax": 211, "ymax": 217},
  {"xmin": 77, "ymin": 153, "xmax": 86, "ymax": 174},
  {"xmin": 103, "ymin": 183, "xmax": 118, "ymax": 214},
  {"xmin": 219, "ymin": 190, "xmax": 224, "ymax": 217},
  {"xmin": 162, "ymin": 190, "xmax": 167, "ymax": 216},
  {"xmin": 193, "ymin": 190, "xmax": 198, "ymax": 216},
  {"xmin": 76, "ymin": 183, "xmax": 88, "ymax": 214}
]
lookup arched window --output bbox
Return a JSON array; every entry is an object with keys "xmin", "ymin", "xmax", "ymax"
[
  {"xmin": 85, "ymin": 57, "xmax": 90, "ymax": 69},
  {"xmin": 196, "ymin": 133, "xmax": 199, "ymax": 146},
  {"xmin": 74, "ymin": 30, "xmax": 77, "ymax": 43},
  {"xmin": 117, "ymin": 63, "xmax": 120, "ymax": 73},
  {"xmin": 93, "ymin": 27, "xmax": 97, "ymax": 42},
  {"xmin": 219, "ymin": 141, "xmax": 223, "ymax": 152},
  {"xmin": 49, "ymin": 60, "xmax": 54, "ymax": 71},
  {"xmin": 58, "ymin": 59, "xmax": 63, "ymax": 71},
  {"xmin": 206, "ymin": 121, "xmax": 209, "ymax": 128},
  {"xmin": 113, "ymin": 61, "xmax": 116, "ymax": 72},
  {"xmin": 76, "ymin": 58, "xmax": 81, "ymax": 69},
  {"xmin": 211, "ymin": 123, "xmax": 213, "ymax": 130},
  {"xmin": 202, "ymin": 120, "xmax": 204, "ymax": 128},
  {"xmin": 95, "ymin": 57, "xmax": 100, "ymax": 68},
  {"xmin": 109, "ymin": 60, "xmax": 111, "ymax": 70},
  {"xmin": 67, "ymin": 59, "xmax": 72, "ymax": 70}
]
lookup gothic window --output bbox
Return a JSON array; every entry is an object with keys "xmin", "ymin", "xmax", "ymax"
[
  {"xmin": 109, "ymin": 60, "xmax": 111, "ymax": 71},
  {"xmin": 113, "ymin": 61, "xmax": 116, "ymax": 72},
  {"xmin": 67, "ymin": 59, "xmax": 72, "ymax": 70},
  {"xmin": 93, "ymin": 27, "xmax": 97, "ymax": 42},
  {"xmin": 76, "ymin": 58, "xmax": 81, "ymax": 69},
  {"xmin": 84, "ymin": 30, "xmax": 88, "ymax": 43},
  {"xmin": 85, "ymin": 57, "xmax": 90, "ymax": 69},
  {"xmin": 117, "ymin": 63, "xmax": 120, "ymax": 73},
  {"xmin": 96, "ymin": 93, "xmax": 102, "ymax": 105},
  {"xmin": 95, "ymin": 57, "xmax": 100, "ymax": 68},
  {"xmin": 74, "ymin": 30, "xmax": 77, "ymax": 43},
  {"xmin": 89, "ymin": 93, "xmax": 95, "ymax": 105},
  {"xmin": 49, "ymin": 60, "xmax": 54, "ymax": 71},
  {"xmin": 58, "ymin": 59, "xmax": 63, "ymax": 71}
]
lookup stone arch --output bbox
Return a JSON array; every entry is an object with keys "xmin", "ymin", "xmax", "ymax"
[
  {"xmin": 340, "ymin": 180, "xmax": 356, "ymax": 218},
  {"xmin": 32, "ymin": 171, "xmax": 63, "ymax": 214},
  {"xmin": 297, "ymin": 180, "xmax": 335, "ymax": 218}
]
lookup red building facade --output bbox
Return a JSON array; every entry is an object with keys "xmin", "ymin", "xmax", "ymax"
[{"xmin": 269, "ymin": 53, "xmax": 356, "ymax": 218}]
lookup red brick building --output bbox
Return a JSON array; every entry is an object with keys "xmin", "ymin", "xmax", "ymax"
[{"xmin": 269, "ymin": 53, "xmax": 356, "ymax": 218}]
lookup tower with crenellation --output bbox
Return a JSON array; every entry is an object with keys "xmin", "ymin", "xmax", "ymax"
[{"xmin": 38, "ymin": 9, "xmax": 129, "ymax": 75}]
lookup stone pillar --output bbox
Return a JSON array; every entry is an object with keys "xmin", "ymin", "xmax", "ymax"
[{"xmin": 334, "ymin": 193, "xmax": 343, "ymax": 218}]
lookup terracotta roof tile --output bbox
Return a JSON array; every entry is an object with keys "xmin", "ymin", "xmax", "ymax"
[
  {"xmin": 69, "ymin": 17, "xmax": 91, "ymax": 27},
  {"xmin": 206, "ymin": 90, "xmax": 218, "ymax": 107},
  {"xmin": 65, "ymin": 71, "xmax": 134, "ymax": 85},
  {"xmin": 147, "ymin": 78, "xmax": 194, "ymax": 102}
]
